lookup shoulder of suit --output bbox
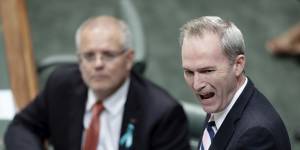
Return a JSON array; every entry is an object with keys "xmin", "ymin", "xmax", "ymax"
[
  {"xmin": 46, "ymin": 64, "xmax": 82, "ymax": 87},
  {"xmin": 130, "ymin": 71, "xmax": 180, "ymax": 109}
]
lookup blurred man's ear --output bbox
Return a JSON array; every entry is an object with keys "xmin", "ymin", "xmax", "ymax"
[
  {"xmin": 126, "ymin": 49, "xmax": 135, "ymax": 70},
  {"xmin": 234, "ymin": 54, "xmax": 245, "ymax": 76}
]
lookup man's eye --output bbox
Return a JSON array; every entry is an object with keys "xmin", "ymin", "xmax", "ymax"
[
  {"xmin": 184, "ymin": 70, "xmax": 194, "ymax": 76},
  {"xmin": 83, "ymin": 52, "xmax": 95, "ymax": 59},
  {"xmin": 102, "ymin": 52, "xmax": 115, "ymax": 58},
  {"xmin": 201, "ymin": 70, "xmax": 214, "ymax": 73}
]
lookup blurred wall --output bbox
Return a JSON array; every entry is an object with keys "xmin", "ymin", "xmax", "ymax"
[
  {"xmin": 0, "ymin": 29, "xmax": 10, "ymax": 89},
  {"xmin": 13, "ymin": 0, "xmax": 300, "ymax": 149}
]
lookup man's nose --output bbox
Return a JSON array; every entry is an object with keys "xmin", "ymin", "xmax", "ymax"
[
  {"xmin": 192, "ymin": 73, "xmax": 206, "ymax": 92},
  {"xmin": 94, "ymin": 54, "xmax": 104, "ymax": 68}
]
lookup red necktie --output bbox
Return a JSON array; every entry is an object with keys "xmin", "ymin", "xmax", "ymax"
[{"xmin": 83, "ymin": 101, "xmax": 104, "ymax": 150}]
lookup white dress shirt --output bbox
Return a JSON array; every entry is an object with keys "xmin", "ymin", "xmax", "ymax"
[
  {"xmin": 83, "ymin": 78, "xmax": 130, "ymax": 150},
  {"xmin": 212, "ymin": 77, "xmax": 248, "ymax": 131}
]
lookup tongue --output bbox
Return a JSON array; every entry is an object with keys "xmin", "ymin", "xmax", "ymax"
[{"xmin": 201, "ymin": 92, "xmax": 215, "ymax": 99}]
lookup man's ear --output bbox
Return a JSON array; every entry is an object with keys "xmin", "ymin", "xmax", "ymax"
[
  {"xmin": 234, "ymin": 54, "xmax": 246, "ymax": 76},
  {"xmin": 126, "ymin": 49, "xmax": 135, "ymax": 70}
]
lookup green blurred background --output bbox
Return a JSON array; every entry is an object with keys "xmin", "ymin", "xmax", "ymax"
[{"xmin": 1, "ymin": 0, "xmax": 300, "ymax": 149}]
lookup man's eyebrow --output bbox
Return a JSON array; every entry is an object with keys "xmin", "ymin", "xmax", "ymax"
[
  {"xmin": 195, "ymin": 66, "xmax": 216, "ymax": 71},
  {"xmin": 182, "ymin": 66, "xmax": 193, "ymax": 70},
  {"xmin": 200, "ymin": 66, "xmax": 215, "ymax": 69}
]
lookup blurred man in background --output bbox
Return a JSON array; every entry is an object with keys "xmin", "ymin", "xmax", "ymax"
[
  {"xmin": 180, "ymin": 16, "xmax": 291, "ymax": 150},
  {"xmin": 4, "ymin": 16, "xmax": 191, "ymax": 150}
]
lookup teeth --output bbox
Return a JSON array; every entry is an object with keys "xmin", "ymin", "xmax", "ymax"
[{"xmin": 200, "ymin": 92, "xmax": 215, "ymax": 99}]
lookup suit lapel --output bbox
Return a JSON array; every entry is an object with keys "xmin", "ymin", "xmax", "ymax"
[
  {"xmin": 67, "ymin": 81, "xmax": 88, "ymax": 150},
  {"xmin": 119, "ymin": 73, "xmax": 141, "ymax": 150},
  {"xmin": 210, "ymin": 79, "xmax": 255, "ymax": 150}
]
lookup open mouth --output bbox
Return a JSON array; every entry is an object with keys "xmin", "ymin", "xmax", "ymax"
[{"xmin": 200, "ymin": 92, "xmax": 215, "ymax": 100}]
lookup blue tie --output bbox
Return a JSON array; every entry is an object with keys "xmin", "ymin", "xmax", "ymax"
[{"xmin": 200, "ymin": 121, "xmax": 217, "ymax": 150}]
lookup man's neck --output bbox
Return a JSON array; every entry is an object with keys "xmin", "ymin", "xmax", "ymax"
[
  {"xmin": 93, "ymin": 80, "xmax": 128, "ymax": 101},
  {"xmin": 237, "ymin": 75, "xmax": 246, "ymax": 89}
]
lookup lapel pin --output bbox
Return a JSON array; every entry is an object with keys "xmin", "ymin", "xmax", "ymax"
[{"xmin": 120, "ymin": 119, "xmax": 136, "ymax": 148}]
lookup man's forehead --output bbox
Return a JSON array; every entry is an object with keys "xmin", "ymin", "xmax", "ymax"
[{"xmin": 182, "ymin": 59, "xmax": 216, "ymax": 70}]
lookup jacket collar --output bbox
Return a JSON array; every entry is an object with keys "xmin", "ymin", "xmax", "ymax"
[
  {"xmin": 67, "ymin": 76, "xmax": 88, "ymax": 150},
  {"xmin": 119, "ymin": 71, "xmax": 142, "ymax": 150},
  {"xmin": 209, "ymin": 79, "xmax": 255, "ymax": 150}
]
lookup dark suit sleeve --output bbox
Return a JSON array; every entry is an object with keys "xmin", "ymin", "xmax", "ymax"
[
  {"xmin": 236, "ymin": 127, "xmax": 278, "ymax": 150},
  {"xmin": 4, "ymin": 93, "xmax": 49, "ymax": 150},
  {"xmin": 4, "ymin": 73, "xmax": 54, "ymax": 150},
  {"xmin": 151, "ymin": 104, "xmax": 191, "ymax": 150}
]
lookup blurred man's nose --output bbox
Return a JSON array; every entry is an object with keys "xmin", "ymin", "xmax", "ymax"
[{"xmin": 94, "ymin": 54, "xmax": 104, "ymax": 68}]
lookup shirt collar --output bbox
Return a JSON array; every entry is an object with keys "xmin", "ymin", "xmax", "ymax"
[
  {"xmin": 212, "ymin": 77, "xmax": 248, "ymax": 130},
  {"xmin": 86, "ymin": 78, "xmax": 130, "ymax": 116}
]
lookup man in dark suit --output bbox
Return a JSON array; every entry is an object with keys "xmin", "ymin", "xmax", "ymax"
[
  {"xmin": 180, "ymin": 16, "xmax": 291, "ymax": 150},
  {"xmin": 4, "ymin": 16, "xmax": 191, "ymax": 150}
]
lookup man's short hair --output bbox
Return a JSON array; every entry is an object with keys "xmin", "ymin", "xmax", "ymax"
[
  {"xmin": 180, "ymin": 16, "xmax": 245, "ymax": 64},
  {"xmin": 75, "ymin": 16, "xmax": 132, "ymax": 51}
]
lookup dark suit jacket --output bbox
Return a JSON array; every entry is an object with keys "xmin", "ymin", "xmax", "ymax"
[
  {"xmin": 5, "ymin": 65, "xmax": 191, "ymax": 150},
  {"xmin": 200, "ymin": 79, "xmax": 291, "ymax": 150}
]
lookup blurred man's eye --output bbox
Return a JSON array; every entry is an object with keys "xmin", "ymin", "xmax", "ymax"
[
  {"xmin": 83, "ymin": 52, "xmax": 95, "ymax": 60},
  {"xmin": 102, "ymin": 52, "xmax": 115, "ymax": 58},
  {"xmin": 184, "ymin": 70, "xmax": 194, "ymax": 76}
]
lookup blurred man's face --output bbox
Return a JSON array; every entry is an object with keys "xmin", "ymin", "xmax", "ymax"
[
  {"xmin": 78, "ymin": 24, "xmax": 134, "ymax": 98},
  {"xmin": 181, "ymin": 33, "xmax": 242, "ymax": 113}
]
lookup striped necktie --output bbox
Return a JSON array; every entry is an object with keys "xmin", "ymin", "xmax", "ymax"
[{"xmin": 199, "ymin": 121, "xmax": 217, "ymax": 150}]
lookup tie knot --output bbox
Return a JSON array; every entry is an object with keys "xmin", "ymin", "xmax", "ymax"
[
  {"xmin": 92, "ymin": 101, "xmax": 104, "ymax": 116},
  {"xmin": 207, "ymin": 121, "xmax": 216, "ymax": 128}
]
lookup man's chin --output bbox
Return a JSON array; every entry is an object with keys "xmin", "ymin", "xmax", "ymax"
[
  {"xmin": 90, "ymin": 84, "xmax": 110, "ymax": 93},
  {"xmin": 201, "ymin": 104, "xmax": 217, "ymax": 113}
]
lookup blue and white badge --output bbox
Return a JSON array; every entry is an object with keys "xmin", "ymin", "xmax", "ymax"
[{"xmin": 120, "ymin": 123, "xmax": 135, "ymax": 148}]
